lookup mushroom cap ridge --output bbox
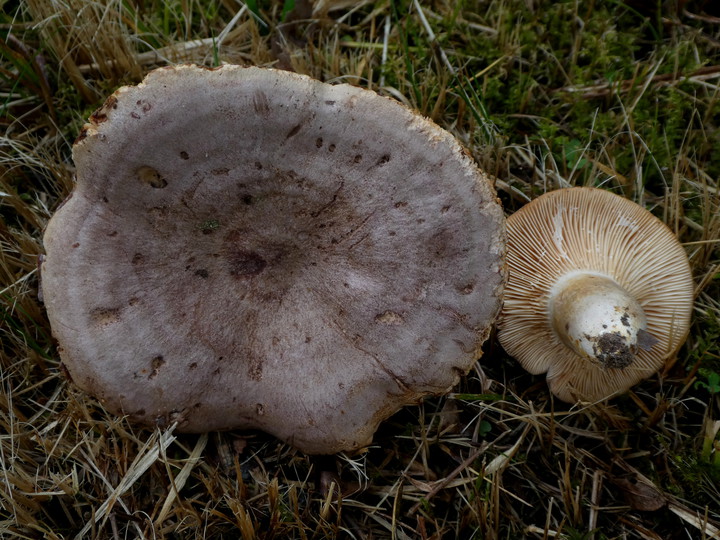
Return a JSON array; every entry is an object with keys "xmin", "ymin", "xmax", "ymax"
[
  {"xmin": 41, "ymin": 65, "xmax": 506, "ymax": 454},
  {"xmin": 497, "ymin": 186, "xmax": 693, "ymax": 402}
]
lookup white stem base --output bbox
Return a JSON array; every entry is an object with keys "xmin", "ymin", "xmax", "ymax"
[{"xmin": 549, "ymin": 271, "xmax": 658, "ymax": 369}]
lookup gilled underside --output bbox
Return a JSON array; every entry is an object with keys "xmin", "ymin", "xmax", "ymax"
[
  {"xmin": 498, "ymin": 187, "xmax": 694, "ymax": 403},
  {"xmin": 41, "ymin": 65, "xmax": 506, "ymax": 453}
]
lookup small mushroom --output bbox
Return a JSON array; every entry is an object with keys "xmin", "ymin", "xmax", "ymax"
[
  {"xmin": 41, "ymin": 65, "xmax": 506, "ymax": 454},
  {"xmin": 497, "ymin": 187, "xmax": 693, "ymax": 402}
]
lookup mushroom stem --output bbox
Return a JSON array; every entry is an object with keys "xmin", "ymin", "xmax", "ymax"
[{"xmin": 549, "ymin": 271, "xmax": 659, "ymax": 370}]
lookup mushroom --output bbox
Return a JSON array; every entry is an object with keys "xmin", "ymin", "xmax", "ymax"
[
  {"xmin": 41, "ymin": 65, "xmax": 506, "ymax": 454},
  {"xmin": 496, "ymin": 187, "xmax": 693, "ymax": 402}
]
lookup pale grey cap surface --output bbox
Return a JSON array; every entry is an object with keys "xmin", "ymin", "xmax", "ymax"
[{"xmin": 42, "ymin": 65, "xmax": 505, "ymax": 454}]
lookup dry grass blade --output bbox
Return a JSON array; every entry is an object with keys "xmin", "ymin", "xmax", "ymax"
[
  {"xmin": 73, "ymin": 425, "xmax": 177, "ymax": 539},
  {"xmin": 155, "ymin": 432, "xmax": 208, "ymax": 527},
  {"xmin": 76, "ymin": 38, "xmax": 218, "ymax": 74},
  {"xmin": 556, "ymin": 65, "xmax": 720, "ymax": 98},
  {"xmin": 668, "ymin": 502, "xmax": 720, "ymax": 538}
]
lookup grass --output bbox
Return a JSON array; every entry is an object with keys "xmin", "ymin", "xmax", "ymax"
[{"xmin": 1, "ymin": 0, "xmax": 719, "ymax": 538}]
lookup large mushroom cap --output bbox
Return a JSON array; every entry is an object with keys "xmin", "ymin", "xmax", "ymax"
[
  {"xmin": 497, "ymin": 187, "xmax": 694, "ymax": 402},
  {"xmin": 41, "ymin": 65, "xmax": 506, "ymax": 454}
]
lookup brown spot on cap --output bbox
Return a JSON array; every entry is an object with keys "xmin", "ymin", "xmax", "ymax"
[
  {"xmin": 375, "ymin": 311, "xmax": 404, "ymax": 325},
  {"xmin": 226, "ymin": 249, "xmax": 267, "ymax": 278},
  {"xmin": 90, "ymin": 307, "xmax": 121, "ymax": 327},
  {"xmin": 137, "ymin": 166, "xmax": 168, "ymax": 188},
  {"xmin": 90, "ymin": 95, "xmax": 118, "ymax": 124}
]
